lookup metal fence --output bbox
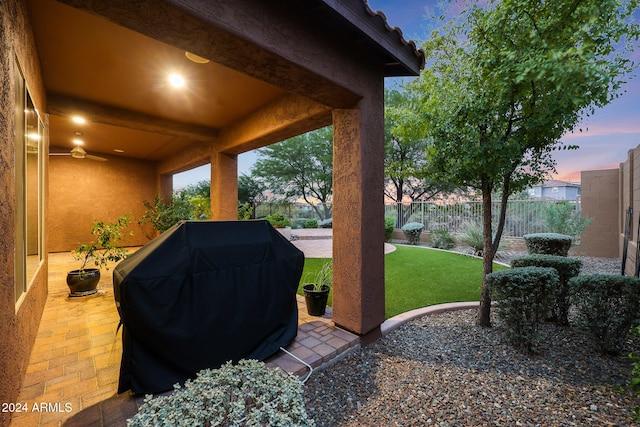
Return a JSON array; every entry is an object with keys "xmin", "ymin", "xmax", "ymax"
[
  {"xmin": 384, "ymin": 199, "xmax": 581, "ymax": 237},
  {"xmin": 255, "ymin": 198, "xmax": 581, "ymax": 237}
]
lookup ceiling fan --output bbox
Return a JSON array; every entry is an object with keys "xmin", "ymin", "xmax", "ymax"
[{"xmin": 49, "ymin": 132, "xmax": 108, "ymax": 161}]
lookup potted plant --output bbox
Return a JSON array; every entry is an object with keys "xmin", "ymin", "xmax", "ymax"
[
  {"xmin": 302, "ymin": 260, "xmax": 332, "ymax": 316},
  {"xmin": 67, "ymin": 214, "xmax": 132, "ymax": 297},
  {"xmin": 265, "ymin": 213, "xmax": 292, "ymax": 240}
]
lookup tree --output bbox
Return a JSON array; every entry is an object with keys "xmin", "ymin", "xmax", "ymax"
[
  {"xmin": 384, "ymin": 88, "xmax": 455, "ymax": 203},
  {"xmin": 253, "ymin": 126, "xmax": 333, "ymax": 220},
  {"xmin": 178, "ymin": 180, "xmax": 211, "ymax": 219},
  {"xmin": 403, "ymin": 0, "xmax": 639, "ymax": 326},
  {"xmin": 238, "ymin": 173, "xmax": 266, "ymax": 219}
]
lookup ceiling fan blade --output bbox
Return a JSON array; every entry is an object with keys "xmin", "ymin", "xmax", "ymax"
[
  {"xmin": 49, "ymin": 152, "xmax": 72, "ymax": 156},
  {"xmin": 86, "ymin": 154, "xmax": 108, "ymax": 162}
]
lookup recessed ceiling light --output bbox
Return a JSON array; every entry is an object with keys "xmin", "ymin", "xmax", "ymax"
[
  {"xmin": 185, "ymin": 52, "xmax": 210, "ymax": 64},
  {"xmin": 168, "ymin": 73, "xmax": 185, "ymax": 88},
  {"xmin": 72, "ymin": 116, "xmax": 86, "ymax": 124}
]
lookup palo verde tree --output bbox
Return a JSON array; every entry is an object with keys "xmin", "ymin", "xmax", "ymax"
[
  {"xmin": 253, "ymin": 126, "xmax": 333, "ymax": 220},
  {"xmin": 403, "ymin": 0, "xmax": 639, "ymax": 326}
]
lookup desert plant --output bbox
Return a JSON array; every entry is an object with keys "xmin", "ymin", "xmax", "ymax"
[
  {"xmin": 429, "ymin": 229, "xmax": 455, "ymax": 250},
  {"xmin": 127, "ymin": 359, "xmax": 315, "ymax": 426},
  {"xmin": 304, "ymin": 260, "xmax": 332, "ymax": 292},
  {"xmin": 73, "ymin": 214, "xmax": 132, "ymax": 272},
  {"xmin": 569, "ymin": 274, "xmax": 640, "ymax": 355},
  {"xmin": 384, "ymin": 216, "xmax": 396, "ymax": 242},
  {"xmin": 457, "ymin": 222, "xmax": 484, "ymax": 255},
  {"xmin": 401, "ymin": 222, "xmax": 424, "ymax": 245},
  {"xmin": 265, "ymin": 213, "xmax": 291, "ymax": 228},
  {"xmin": 523, "ymin": 233, "xmax": 573, "ymax": 256},
  {"xmin": 304, "ymin": 219, "xmax": 318, "ymax": 229},
  {"xmin": 544, "ymin": 201, "xmax": 592, "ymax": 244},
  {"xmin": 139, "ymin": 193, "xmax": 194, "ymax": 233},
  {"xmin": 510, "ymin": 254, "xmax": 582, "ymax": 325},
  {"xmin": 318, "ymin": 218, "xmax": 332, "ymax": 228},
  {"xmin": 488, "ymin": 267, "xmax": 558, "ymax": 354}
]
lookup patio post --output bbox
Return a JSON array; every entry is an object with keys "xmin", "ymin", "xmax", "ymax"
[
  {"xmin": 331, "ymin": 96, "xmax": 385, "ymax": 338},
  {"xmin": 210, "ymin": 149, "xmax": 238, "ymax": 220}
]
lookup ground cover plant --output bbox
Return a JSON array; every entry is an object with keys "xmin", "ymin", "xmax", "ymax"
[{"xmin": 299, "ymin": 245, "xmax": 507, "ymax": 318}]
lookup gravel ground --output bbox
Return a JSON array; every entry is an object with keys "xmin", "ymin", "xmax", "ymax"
[{"xmin": 304, "ymin": 252, "xmax": 640, "ymax": 426}]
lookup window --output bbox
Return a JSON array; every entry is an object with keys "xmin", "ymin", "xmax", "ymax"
[
  {"xmin": 552, "ymin": 187, "xmax": 559, "ymax": 193},
  {"xmin": 14, "ymin": 58, "xmax": 44, "ymax": 307}
]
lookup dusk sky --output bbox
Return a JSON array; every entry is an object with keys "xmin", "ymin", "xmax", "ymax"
[
  {"xmin": 174, "ymin": 0, "xmax": 640, "ymax": 188},
  {"xmin": 367, "ymin": 0, "xmax": 640, "ymax": 183}
]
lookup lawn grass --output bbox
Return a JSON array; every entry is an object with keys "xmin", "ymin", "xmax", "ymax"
[{"xmin": 298, "ymin": 244, "xmax": 508, "ymax": 319}]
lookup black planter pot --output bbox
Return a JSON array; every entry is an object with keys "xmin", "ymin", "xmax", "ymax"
[
  {"xmin": 302, "ymin": 284, "xmax": 330, "ymax": 316},
  {"xmin": 66, "ymin": 268, "xmax": 101, "ymax": 297}
]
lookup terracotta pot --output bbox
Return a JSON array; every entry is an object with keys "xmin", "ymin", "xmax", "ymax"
[{"xmin": 66, "ymin": 268, "xmax": 100, "ymax": 297}]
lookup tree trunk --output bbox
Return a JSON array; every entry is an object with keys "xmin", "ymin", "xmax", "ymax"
[{"xmin": 477, "ymin": 184, "xmax": 495, "ymax": 327}]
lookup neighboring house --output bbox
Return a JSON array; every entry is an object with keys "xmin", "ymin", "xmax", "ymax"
[
  {"xmin": 0, "ymin": 0, "xmax": 424, "ymax": 422},
  {"xmin": 527, "ymin": 179, "xmax": 581, "ymax": 200}
]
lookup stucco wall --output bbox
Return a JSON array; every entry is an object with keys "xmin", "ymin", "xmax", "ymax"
[
  {"xmin": 0, "ymin": 0, "xmax": 49, "ymax": 425},
  {"xmin": 577, "ymin": 169, "xmax": 620, "ymax": 258},
  {"xmin": 48, "ymin": 151, "xmax": 157, "ymax": 253},
  {"xmin": 617, "ymin": 146, "xmax": 640, "ymax": 274}
]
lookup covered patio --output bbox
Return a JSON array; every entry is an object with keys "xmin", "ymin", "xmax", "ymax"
[{"xmin": 1, "ymin": 1, "xmax": 424, "ymax": 424}]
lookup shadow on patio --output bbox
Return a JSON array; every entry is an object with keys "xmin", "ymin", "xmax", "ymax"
[{"xmin": 11, "ymin": 243, "xmax": 359, "ymax": 427}]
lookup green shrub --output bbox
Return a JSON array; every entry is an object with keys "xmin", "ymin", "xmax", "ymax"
[
  {"xmin": 237, "ymin": 202, "xmax": 253, "ymax": 220},
  {"xmin": 510, "ymin": 254, "xmax": 582, "ymax": 325},
  {"xmin": 319, "ymin": 218, "xmax": 332, "ymax": 228},
  {"xmin": 488, "ymin": 267, "xmax": 558, "ymax": 354},
  {"xmin": 544, "ymin": 201, "xmax": 593, "ymax": 244},
  {"xmin": 457, "ymin": 222, "xmax": 484, "ymax": 256},
  {"xmin": 304, "ymin": 219, "xmax": 318, "ymax": 229},
  {"xmin": 523, "ymin": 232, "xmax": 573, "ymax": 256},
  {"xmin": 569, "ymin": 274, "xmax": 640, "ymax": 355},
  {"xmin": 265, "ymin": 213, "xmax": 291, "ymax": 228},
  {"xmin": 140, "ymin": 193, "xmax": 194, "ymax": 233},
  {"xmin": 629, "ymin": 325, "xmax": 640, "ymax": 422},
  {"xmin": 384, "ymin": 217, "xmax": 396, "ymax": 242},
  {"xmin": 429, "ymin": 229, "xmax": 455, "ymax": 250},
  {"xmin": 401, "ymin": 222, "xmax": 424, "ymax": 245},
  {"xmin": 128, "ymin": 360, "xmax": 315, "ymax": 426}
]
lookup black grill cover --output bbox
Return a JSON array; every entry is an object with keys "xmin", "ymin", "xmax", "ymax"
[{"xmin": 112, "ymin": 220, "xmax": 304, "ymax": 394}]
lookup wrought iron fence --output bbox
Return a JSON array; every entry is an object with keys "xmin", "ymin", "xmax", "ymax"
[
  {"xmin": 255, "ymin": 198, "xmax": 581, "ymax": 237},
  {"xmin": 384, "ymin": 199, "xmax": 581, "ymax": 238}
]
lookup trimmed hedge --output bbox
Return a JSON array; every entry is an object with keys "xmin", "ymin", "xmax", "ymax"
[
  {"xmin": 401, "ymin": 222, "xmax": 424, "ymax": 245},
  {"xmin": 510, "ymin": 254, "xmax": 582, "ymax": 325},
  {"xmin": 488, "ymin": 267, "xmax": 559, "ymax": 354},
  {"xmin": 569, "ymin": 274, "xmax": 640, "ymax": 355},
  {"xmin": 523, "ymin": 233, "xmax": 573, "ymax": 256}
]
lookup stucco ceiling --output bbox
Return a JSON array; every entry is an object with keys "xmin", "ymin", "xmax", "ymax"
[{"xmin": 27, "ymin": 0, "xmax": 287, "ymax": 162}]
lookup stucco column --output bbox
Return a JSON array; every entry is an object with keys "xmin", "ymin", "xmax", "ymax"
[
  {"xmin": 159, "ymin": 174, "xmax": 173, "ymax": 201},
  {"xmin": 331, "ymin": 98, "xmax": 385, "ymax": 337},
  {"xmin": 210, "ymin": 149, "xmax": 238, "ymax": 220}
]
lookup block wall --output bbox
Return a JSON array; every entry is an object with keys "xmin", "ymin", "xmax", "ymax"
[{"xmin": 577, "ymin": 169, "xmax": 620, "ymax": 258}]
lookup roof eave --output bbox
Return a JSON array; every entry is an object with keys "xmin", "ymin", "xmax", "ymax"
[{"xmin": 320, "ymin": 0, "xmax": 425, "ymax": 77}]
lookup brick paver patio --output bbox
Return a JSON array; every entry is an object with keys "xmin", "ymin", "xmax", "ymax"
[{"xmin": 11, "ymin": 231, "xmax": 361, "ymax": 426}]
